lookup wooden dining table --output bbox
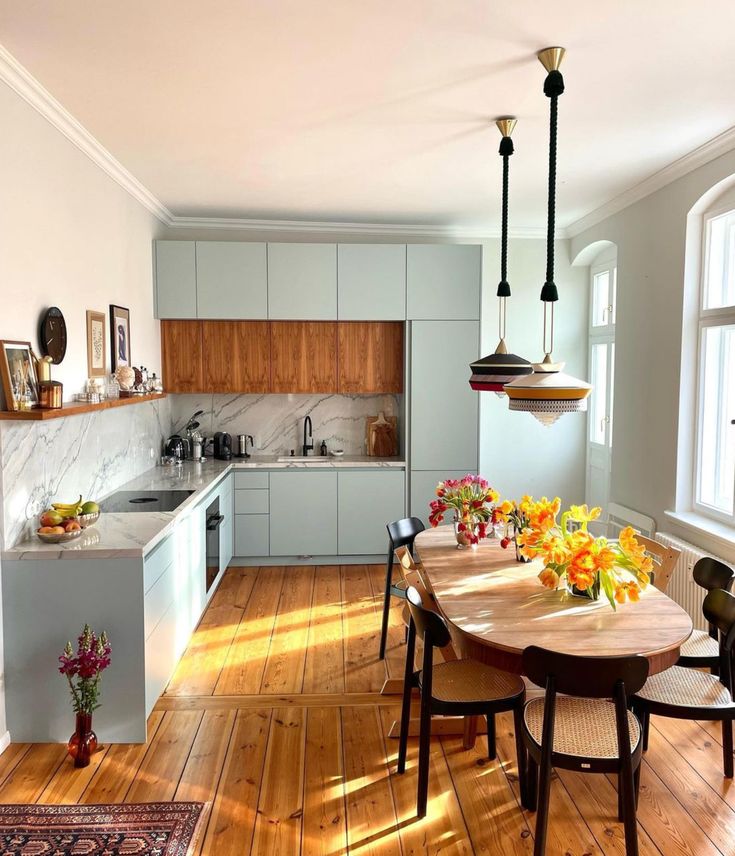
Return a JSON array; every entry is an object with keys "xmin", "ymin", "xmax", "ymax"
[{"xmin": 414, "ymin": 525, "xmax": 693, "ymax": 676}]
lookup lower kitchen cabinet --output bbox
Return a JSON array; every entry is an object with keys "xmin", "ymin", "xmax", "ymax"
[
  {"xmin": 338, "ymin": 470, "xmax": 405, "ymax": 554},
  {"xmin": 235, "ymin": 514, "xmax": 270, "ymax": 556},
  {"xmin": 220, "ymin": 474, "xmax": 234, "ymax": 573},
  {"xmin": 269, "ymin": 470, "xmax": 338, "ymax": 555}
]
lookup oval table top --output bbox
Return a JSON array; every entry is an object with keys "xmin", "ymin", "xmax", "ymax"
[{"xmin": 414, "ymin": 525, "xmax": 693, "ymax": 676}]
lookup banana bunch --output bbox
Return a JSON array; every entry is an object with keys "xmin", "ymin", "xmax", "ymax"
[{"xmin": 52, "ymin": 495, "xmax": 84, "ymax": 518}]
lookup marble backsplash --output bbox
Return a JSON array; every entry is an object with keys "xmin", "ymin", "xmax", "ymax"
[
  {"xmin": 169, "ymin": 393, "xmax": 402, "ymax": 457},
  {"xmin": 0, "ymin": 397, "xmax": 171, "ymax": 549}
]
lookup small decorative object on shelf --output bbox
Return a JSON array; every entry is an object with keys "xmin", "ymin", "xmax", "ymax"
[
  {"xmin": 0, "ymin": 340, "xmax": 39, "ymax": 411},
  {"xmin": 429, "ymin": 474, "xmax": 499, "ymax": 548},
  {"xmin": 516, "ymin": 499, "xmax": 653, "ymax": 609},
  {"xmin": 115, "ymin": 364, "xmax": 135, "ymax": 391},
  {"xmin": 36, "ymin": 355, "xmax": 63, "ymax": 409},
  {"xmin": 495, "ymin": 498, "xmax": 532, "ymax": 562},
  {"xmin": 58, "ymin": 624, "xmax": 111, "ymax": 768}
]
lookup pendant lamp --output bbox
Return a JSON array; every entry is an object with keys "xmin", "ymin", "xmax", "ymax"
[
  {"xmin": 504, "ymin": 47, "xmax": 592, "ymax": 426},
  {"xmin": 469, "ymin": 118, "xmax": 533, "ymax": 395}
]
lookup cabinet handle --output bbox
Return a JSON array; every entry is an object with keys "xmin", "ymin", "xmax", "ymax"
[{"xmin": 207, "ymin": 514, "xmax": 225, "ymax": 531}]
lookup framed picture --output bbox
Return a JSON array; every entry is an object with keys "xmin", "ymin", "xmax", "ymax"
[
  {"xmin": 0, "ymin": 340, "xmax": 39, "ymax": 411},
  {"xmin": 110, "ymin": 304, "xmax": 131, "ymax": 372},
  {"xmin": 86, "ymin": 310, "xmax": 107, "ymax": 378}
]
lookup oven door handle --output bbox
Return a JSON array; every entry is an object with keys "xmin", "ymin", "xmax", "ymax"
[{"xmin": 207, "ymin": 514, "xmax": 225, "ymax": 531}]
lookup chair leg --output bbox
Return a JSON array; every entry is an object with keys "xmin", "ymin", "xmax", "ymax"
[
  {"xmin": 513, "ymin": 704, "xmax": 529, "ymax": 809},
  {"xmin": 642, "ymin": 709, "xmax": 650, "ymax": 752},
  {"xmin": 533, "ymin": 754, "xmax": 553, "ymax": 856},
  {"xmin": 486, "ymin": 711, "xmax": 496, "ymax": 760},
  {"xmin": 397, "ymin": 622, "xmax": 416, "ymax": 776},
  {"xmin": 619, "ymin": 763, "xmax": 640, "ymax": 856},
  {"xmin": 722, "ymin": 718, "xmax": 734, "ymax": 778},
  {"xmin": 378, "ymin": 549, "xmax": 394, "ymax": 660},
  {"xmin": 526, "ymin": 755, "xmax": 538, "ymax": 812},
  {"xmin": 416, "ymin": 692, "xmax": 432, "ymax": 818},
  {"xmin": 634, "ymin": 764, "xmax": 641, "ymax": 809}
]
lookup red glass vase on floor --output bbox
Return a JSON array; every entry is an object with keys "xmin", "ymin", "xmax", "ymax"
[{"xmin": 68, "ymin": 712, "xmax": 98, "ymax": 768}]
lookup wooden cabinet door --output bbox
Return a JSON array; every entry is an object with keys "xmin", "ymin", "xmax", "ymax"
[
  {"xmin": 338, "ymin": 321, "xmax": 403, "ymax": 393},
  {"xmin": 161, "ymin": 320, "xmax": 203, "ymax": 392},
  {"xmin": 201, "ymin": 321, "xmax": 270, "ymax": 393},
  {"xmin": 155, "ymin": 241, "xmax": 197, "ymax": 319},
  {"xmin": 270, "ymin": 321, "xmax": 337, "ymax": 393}
]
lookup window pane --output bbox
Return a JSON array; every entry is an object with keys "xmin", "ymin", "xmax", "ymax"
[
  {"xmin": 704, "ymin": 211, "xmax": 735, "ymax": 309},
  {"xmin": 592, "ymin": 271, "xmax": 610, "ymax": 327},
  {"xmin": 609, "ymin": 342, "xmax": 615, "ymax": 448},
  {"xmin": 589, "ymin": 343, "xmax": 608, "ymax": 444},
  {"xmin": 611, "ymin": 267, "xmax": 617, "ymax": 326},
  {"xmin": 698, "ymin": 325, "xmax": 735, "ymax": 512}
]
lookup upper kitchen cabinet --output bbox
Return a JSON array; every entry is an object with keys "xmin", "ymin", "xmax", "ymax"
[
  {"xmin": 267, "ymin": 243, "xmax": 337, "ymax": 320},
  {"xmin": 161, "ymin": 320, "xmax": 203, "ymax": 392},
  {"xmin": 196, "ymin": 242, "xmax": 267, "ymax": 319},
  {"xmin": 271, "ymin": 321, "xmax": 337, "ymax": 393},
  {"xmin": 201, "ymin": 321, "xmax": 270, "ymax": 393},
  {"xmin": 337, "ymin": 244, "xmax": 406, "ymax": 319},
  {"xmin": 338, "ymin": 322, "xmax": 403, "ymax": 394},
  {"xmin": 155, "ymin": 241, "xmax": 197, "ymax": 319},
  {"xmin": 406, "ymin": 244, "xmax": 481, "ymax": 320}
]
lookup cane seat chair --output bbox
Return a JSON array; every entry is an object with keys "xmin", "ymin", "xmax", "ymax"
[
  {"xmin": 678, "ymin": 557, "xmax": 735, "ymax": 673},
  {"xmin": 397, "ymin": 586, "xmax": 527, "ymax": 817}
]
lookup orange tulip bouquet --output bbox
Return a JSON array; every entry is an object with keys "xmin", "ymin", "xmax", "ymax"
[
  {"xmin": 516, "ymin": 498, "xmax": 653, "ymax": 609},
  {"xmin": 429, "ymin": 475, "xmax": 499, "ymax": 548}
]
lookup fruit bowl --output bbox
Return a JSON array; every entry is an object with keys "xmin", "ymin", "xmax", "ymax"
[
  {"xmin": 78, "ymin": 511, "xmax": 101, "ymax": 529},
  {"xmin": 36, "ymin": 527, "xmax": 84, "ymax": 544}
]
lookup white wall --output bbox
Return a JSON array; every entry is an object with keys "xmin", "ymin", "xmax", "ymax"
[
  {"xmin": 570, "ymin": 147, "xmax": 735, "ymax": 558},
  {"xmin": 0, "ymin": 79, "xmax": 165, "ymax": 745},
  {"xmin": 0, "ymin": 80, "xmax": 164, "ymax": 398},
  {"xmin": 479, "ymin": 238, "xmax": 589, "ymax": 507}
]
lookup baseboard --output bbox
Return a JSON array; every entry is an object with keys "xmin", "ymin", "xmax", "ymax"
[
  {"xmin": 0, "ymin": 730, "xmax": 10, "ymax": 755},
  {"xmin": 230, "ymin": 555, "xmax": 383, "ymax": 567}
]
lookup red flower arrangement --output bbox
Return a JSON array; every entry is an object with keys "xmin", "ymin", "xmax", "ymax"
[
  {"xmin": 428, "ymin": 474, "xmax": 499, "ymax": 546},
  {"xmin": 59, "ymin": 624, "xmax": 112, "ymax": 715}
]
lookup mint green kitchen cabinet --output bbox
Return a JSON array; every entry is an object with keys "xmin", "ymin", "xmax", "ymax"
[
  {"xmin": 406, "ymin": 244, "xmax": 481, "ymax": 320},
  {"xmin": 196, "ymin": 242, "xmax": 267, "ymax": 319},
  {"xmin": 269, "ymin": 470, "xmax": 338, "ymax": 555},
  {"xmin": 235, "ymin": 514, "xmax": 270, "ymax": 557},
  {"xmin": 267, "ymin": 243, "xmax": 337, "ymax": 319},
  {"xmin": 338, "ymin": 470, "xmax": 405, "ymax": 554},
  {"xmin": 410, "ymin": 320, "xmax": 479, "ymax": 472},
  {"xmin": 155, "ymin": 241, "xmax": 197, "ymax": 318},
  {"xmin": 220, "ymin": 474, "xmax": 234, "ymax": 574},
  {"xmin": 337, "ymin": 244, "xmax": 406, "ymax": 320},
  {"xmin": 410, "ymin": 470, "xmax": 471, "ymax": 526}
]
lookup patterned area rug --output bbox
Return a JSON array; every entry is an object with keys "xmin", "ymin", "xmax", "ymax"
[{"xmin": 0, "ymin": 802, "xmax": 204, "ymax": 855}]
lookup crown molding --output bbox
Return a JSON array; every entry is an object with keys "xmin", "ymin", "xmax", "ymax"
[
  {"xmin": 0, "ymin": 43, "xmax": 173, "ymax": 224},
  {"xmin": 566, "ymin": 124, "xmax": 735, "ymax": 237}
]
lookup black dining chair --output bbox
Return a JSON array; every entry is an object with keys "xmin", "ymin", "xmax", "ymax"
[
  {"xmin": 379, "ymin": 517, "xmax": 425, "ymax": 660},
  {"xmin": 520, "ymin": 647, "xmax": 648, "ymax": 856},
  {"xmin": 677, "ymin": 557, "xmax": 735, "ymax": 674},
  {"xmin": 633, "ymin": 588, "xmax": 735, "ymax": 777},
  {"xmin": 398, "ymin": 586, "xmax": 527, "ymax": 817}
]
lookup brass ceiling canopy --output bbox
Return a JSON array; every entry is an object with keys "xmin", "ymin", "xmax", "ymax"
[
  {"xmin": 495, "ymin": 117, "xmax": 517, "ymax": 138},
  {"xmin": 537, "ymin": 46, "xmax": 565, "ymax": 73}
]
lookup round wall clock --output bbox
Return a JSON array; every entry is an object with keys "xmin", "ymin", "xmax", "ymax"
[{"xmin": 39, "ymin": 306, "xmax": 67, "ymax": 364}]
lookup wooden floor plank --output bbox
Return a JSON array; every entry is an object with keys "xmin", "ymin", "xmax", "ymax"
[
  {"xmin": 37, "ymin": 745, "xmax": 112, "ymax": 804},
  {"xmin": 251, "ymin": 707, "xmax": 307, "ymax": 856},
  {"xmin": 157, "ymin": 691, "xmax": 394, "ymax": 710},
  {"xmin": 167, "ymin": 567, "xmax": 258, "ymax": 696},
  {"xmin": 303, "ymin": 565, "xmax": 346, "ymax": 694},
  {"xmin": 301, "ymin": 706, "xmax": 348, "ymax": 856},
  {"xmin": 341, "ymin": 704, "xmax": 402, "ymax": 855},
  {"xmin": 366, "ymin": 562, "xmax": 407, "ymax": 687},
  {"xmin": 261, "ymin": 566, "xmax": 315, "ymax": 694},
  {"xmin": 215, "ymin": 566, "xmax": 286, "ymax": 695},
  {"xmin": 379, "ymin": 705, "xmax": 475, "ymax": 856},
  {"xmin": 201, "ymin": 709, "xmax": 272, "ymax": 856},
  {"xmin": 0, "ymin": 743, "xmax": 31, "ymax": 790},
  {"xmin": 0, "ymin": 744, "xmax": 67, "ymax": 803},
  {"xmin": 342, "ymin": 565, "xmax": 387, "ymax": 693},
  {"xmin": 125, "ymin": 710, "xmax": 203, "ymax": 803}
]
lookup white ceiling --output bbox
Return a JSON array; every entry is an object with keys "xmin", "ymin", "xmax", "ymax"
[{"xmin": 2, "ymin": 0, "xmax": 735, "ymax": 231}]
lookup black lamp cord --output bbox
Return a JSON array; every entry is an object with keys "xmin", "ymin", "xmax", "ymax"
[{"xmin": 497, "ymin": 134, "xmax": 514, "ymax": 340}]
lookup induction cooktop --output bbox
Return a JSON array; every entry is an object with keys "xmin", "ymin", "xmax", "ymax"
[{"xmin": 99, "ymin": 490, "xmax": 195, "ymax": 513}]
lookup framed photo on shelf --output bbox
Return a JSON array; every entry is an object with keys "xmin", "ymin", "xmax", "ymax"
[
  {"xmin": 0, "ymin": 340, "xmax": 39, "ymax": 411},
  {"xmin": 110, "ymin": 304, "xmax": 131, "ymax": 372},
  {"xmin": 86, "ymin": 310, "xmax": 107, "ymax": 378}
]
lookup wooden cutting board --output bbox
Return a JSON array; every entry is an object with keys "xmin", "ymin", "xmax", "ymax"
[{"xmin": 366, "ymin": 413, "xmax": 398, "ymax": 457}]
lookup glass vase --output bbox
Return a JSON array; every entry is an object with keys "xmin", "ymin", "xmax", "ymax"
[
  {"xmin": 453, "ymin": 520, "xmax": 478, "ymax": 549},
  {"xmin": 513, "ymin": 525, "xmax": 530, "ymax": 563},
  {"xmin": 566, "ymin": 575, "xmax": 602, "ymax": 601},
  {"xmin": 68, "ymin": 712, "xmax": 98, "ymax": 768}
]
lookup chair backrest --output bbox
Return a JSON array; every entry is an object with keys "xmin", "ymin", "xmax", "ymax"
[
  {"xmin": 703, "ymin": 589, "xmax": 735, "ymax": 652},
  {"xmin": 387, "ymin": 517, "xmax": 425, "ymax": 551},
  {"xmin": 694, "ymin": 557, "xmax": 735, "ymax": 592},
  {"xmin": 635, "ymin": 535, "xmax": 680, "ymax": 592},
  {"xmin": 406, "ymin": 585, "xmax": 452, "ymax": 649},
  {"xmin": 522, "ymin": 646, "xmax": 649, "ymax": 698}
]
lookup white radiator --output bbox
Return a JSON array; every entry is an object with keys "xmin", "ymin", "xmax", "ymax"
[{"xmin": 656, "ymin": 532, "xmax": 722, "ymax": 631}]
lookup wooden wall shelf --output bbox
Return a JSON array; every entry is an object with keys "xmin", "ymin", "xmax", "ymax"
[{"xmin": 0, "ymin": 392, "xmax": 167, "ymax": 421}]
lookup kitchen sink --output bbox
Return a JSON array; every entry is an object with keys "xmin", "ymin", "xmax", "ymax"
[{"xmin": 276, "ymin": 455, "xmax": 332, "ymax": 462}]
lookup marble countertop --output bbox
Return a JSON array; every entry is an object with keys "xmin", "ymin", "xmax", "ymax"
[{"xmin": 3, "ymin": 455, "xmax": 406, "ymax": 561}]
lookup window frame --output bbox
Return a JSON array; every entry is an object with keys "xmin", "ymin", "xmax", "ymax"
[
  {"xmin": 588, "ymin": 260, "xmax": 617, "ymax": 450},
  {"xmin": 692, "ymin": 208, "xmax": 735, "ymax": 525}
]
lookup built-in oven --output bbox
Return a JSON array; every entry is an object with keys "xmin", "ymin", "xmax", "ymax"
[{"xmin": 205, "ymin": 496, "xmax": 224, "ymax": 593}]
